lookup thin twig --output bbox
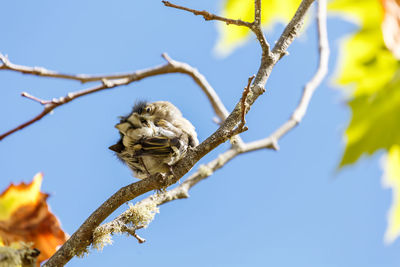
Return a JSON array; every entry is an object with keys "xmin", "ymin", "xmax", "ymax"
[
  {"xmin": 162, "ymin": 0, "xmax": 272, "ymax": 57},
  {"xmin": 21, "ymin": 92, "xmax": 51, "ymax": 105},
  {"xmin": 0, "ymin": 108, "xmax": 52, "ymax": 141},
  {"xmin": 254, "ymin": 0, "xmax": 261, "ymax": 26},
  {"xmin": 121, "ymin": 226, "xmax": 146, "ymax": 244},
  {"xmin": 231, "ymin": 74, "xmax": 255, "ymax": 135},
  {"xmin": 291, "ymin": 0, "xmax": 329, "ymax": 124},
  {"xmin": 1, "ymin": 81, "xmax": 122, "ymax": 141},
  {"xmin": 252, "ymin": 0, "xmax": 272, "ymax": 55},
  {"xmin": 0, "ymin": 53, "xmax": 135, "ymax": 84},
  {"xmin": 241, "ymin": 75, "xmax": 254, "ymax": 125},
  {"xmin": 162, "ymin": 1, "xmax": 252, "ymax": 27},
  {"xmin": 0, "ymin": 54, "xmax": 228, "ymax": 141}
]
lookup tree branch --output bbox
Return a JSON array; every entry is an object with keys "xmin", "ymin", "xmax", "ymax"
[
  {"xmin": 245, "ymin": 0, "xmax": 329, "ymax": 150},
  {"xmin": 0, "ymin": 53, "xmax": 138, "ymax": 84},
  {"xmin": 43, "ymin": 1, "xmax": 317, "ymax": 266},
  {"xmin": 97, "ymin": 0, "xmax": 329, "ymax": 245},
  {"xmin": 162, "ymin": 1, "xmax": 253, "ymax": 27},
  {"xmin": 252, "ymin": 0, "xmax": 272, "ymax": 55},
  {"xmin": 0, "ymin": 54, "xmax": 227, "ymax": 141},
  {"xmin": 162, "ymin": 0, "xmax": 272, "ymax": 56}
]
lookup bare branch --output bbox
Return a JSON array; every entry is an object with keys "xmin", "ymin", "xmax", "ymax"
[
  {"xmin": 230, "ymin": 75, "xmax": 255, "ymax": 136},
  {"xmin": 162, "ymin": 1, "xmax": 252, "ymax": 27},
  {"xmin": 97, "ymin": 0, "xmax": 329, "ymax": 249},
  {"xmin": 252, "ymin": 0, "xmax": 272, "ymax": 55},
  {"xmin": 254, "ymin": 0, "xmax": 261, "ymax": 26},
  {"xmin": 271, "ymin": 0, "xmax": 316, "ymax": 59},
  {"xmin": 241, "ymin": 75, "xmax": 254, "ymax": 125},
  {"xmin": 121, "ymin": 226, "xmax": 146, "ymax": 244},
  {"xmin": 162, "ymin": 0, "xmax": 272, "ymax": 57},
  {"xmin": 0, "ymin": 108, "xmax": 52, "ymax": 141},
  {"xmin": 0, "ymin": 54, "xmax": 227, "ymax": 141},
  {"xmin": 21, "ymin": 92, "xmax": 50, "ymax": 105},
  {"xmin": 1, "ymin": 80, "xmax": 123, "ymax": 141},
  {"xmin": 291, "ymin": 0, "xmax": 329, "ymax": 124},
  {"xmin": 242, "ymin": 0, "xmax": 329, "ymax": 151},
  {"xmin": 44, "ymin": 1, "xmax": 318, "ymax": 266},
  {"xmin": 0, "ymin": 53, "xmax": 139, "ymax": 84}
]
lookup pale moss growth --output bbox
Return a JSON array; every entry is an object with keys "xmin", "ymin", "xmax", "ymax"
[
  {"xmin": 124, "ymin": 202, "xmax": 159, "ymax": 228},
  {"xmin": 198, "ymin": 164, "xmax": 213, "ymax": 177},
  {"xmin": 0, "ymin": 243, "xmax": 39, "ymax": 267},
  {"xmin": 72, "ymin": 246, "xmax": 89, "ymax": 259},
  {"xmin": 90, "ymin": 201, "xmax": 159, "ymax": 252},
  {"xmin": 92, "ymin": 232, "xmax": 113, "ymax": 251},
  {"xmin": 216, "ymin": 154, "xmax": 227, "ymax": 168},
  {"xmin": 0, "ymin": 246, "xmax": 21, "ymax": 267}
]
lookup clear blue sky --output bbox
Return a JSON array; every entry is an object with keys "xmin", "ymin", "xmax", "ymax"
[{"xmin": 1, "ymin": 1, "xmax": 398, "ymax": 266}]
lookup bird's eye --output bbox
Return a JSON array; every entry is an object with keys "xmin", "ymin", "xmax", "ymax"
[
  {"xmin": 140, "ymin": 119, "xmax": 147, "ymax": 124},
  {"xmin": 146, "ymin": 107, "xmax": 151, "ymax": 113}
]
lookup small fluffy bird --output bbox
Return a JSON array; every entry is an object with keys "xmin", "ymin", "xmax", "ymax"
[{"xmin": 109, "ymin": 101, "xmax": 199, "ymax": 179}]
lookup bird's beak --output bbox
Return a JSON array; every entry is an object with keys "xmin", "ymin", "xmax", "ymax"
[{"xmin": 109, "ymin": 142, "xmax": 124, "ymax": 153}]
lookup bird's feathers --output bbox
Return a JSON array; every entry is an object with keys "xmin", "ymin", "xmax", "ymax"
[{"xmin": 109, "ymin": 101, "xmax": 198, "ymax": 179}]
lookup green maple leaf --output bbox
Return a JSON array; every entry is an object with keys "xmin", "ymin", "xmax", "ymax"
[
  {"xmin": 331, "ymin": 0, "xmax": 400, "ymax": 242},
  {"xmin": 341, "ymin": 69, "xmax": 400, "ymax": 166},
  {"xmin": 330, "ymin": 0, "xmax": 400, "ymax": 164}
]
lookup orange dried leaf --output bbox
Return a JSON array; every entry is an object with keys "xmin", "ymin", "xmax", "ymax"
[
  {"xmin": 0, "ymin": 173, "xmax": 43, "ymax": 221},
  {"xmin": 0, "ymin": 173, "xmax": 68, "ymax": 265}
]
